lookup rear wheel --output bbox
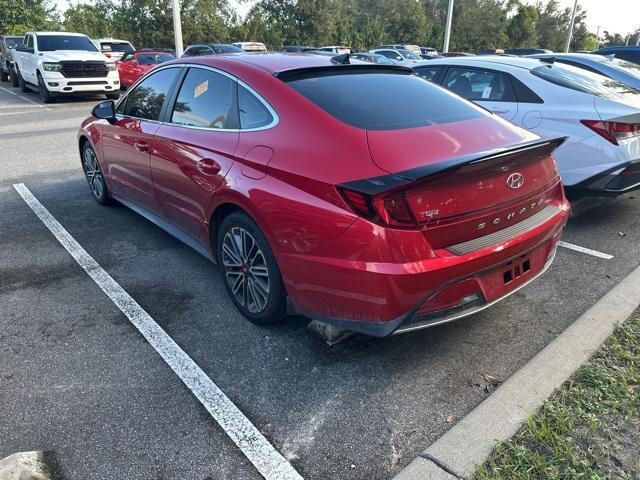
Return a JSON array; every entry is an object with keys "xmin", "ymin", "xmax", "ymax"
[
  {"xmin": 82, "ymin": 142, "xmax": 112, "ymax": 205},
  {"xmin": 217, "ymin": 212, "xmax": 286, "ymax": 325},
  {"xmin": 0, "ymin": 69, "xmax": 8, "ymax": 82},
  {"xmin": 37, "ymin": 73, "xmax": 55, "ymax": 103}
]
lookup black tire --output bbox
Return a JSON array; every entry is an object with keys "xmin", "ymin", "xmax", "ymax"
[
  {"xmin": 37, "ymin": 73, "xmax": 55, "ymax": 103},
  {"xmin": 106, "ymin": 92, "xmax": 120, "ymax": 100},
  {"xmin": 217, "ymin": 212, "xmax": 286, "ymax": 325},
  {"xmin": 17, "ymin": 68, "xmax": 29, "ymax": 93},
  {"xmin": 81, "ymin": 142, "xmax": 112, "ymax": 206},
  {"xmin": 10, "ymin": 66, "xmax": 18, "ymax": 87},
  {"xmin": 0, "ymin": 69, "xmax": 8, "ymax": 82}
]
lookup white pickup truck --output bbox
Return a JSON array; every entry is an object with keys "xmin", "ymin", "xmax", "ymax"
[{"xmin": 14, "ymin": 32, "xmax": 121, "ymax": 103}]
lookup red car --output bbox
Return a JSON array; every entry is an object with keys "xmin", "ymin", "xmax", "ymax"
[
  {"xmin": 78, "ymin": 53, "xmax": 569, "ymax": 336},
  {"xmin": 116, "ymin": 50, "xmax": 176, "ymax": 89}
]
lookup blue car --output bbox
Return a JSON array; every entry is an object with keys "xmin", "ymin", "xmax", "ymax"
[
  {"xmin": 529, "ymin": 53, "xmax": 640, "ymax": 89},
  {"xmin": 593, "ymin": 46, "xmax": 640, "ymax": 65}
]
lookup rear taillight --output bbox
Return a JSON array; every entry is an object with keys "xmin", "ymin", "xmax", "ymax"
[
  {"xmin": 581, "ymin": 120, "xmax": 640, "ymax": 146},
  {"xmin": 339, "ymin": 188, "xmax": 417, "ymax": 228}
]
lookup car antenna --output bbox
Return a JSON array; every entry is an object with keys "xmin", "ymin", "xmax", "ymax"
[{"xmin": 331, "ymin": 53, "xmax": 350, "ymax": 65}]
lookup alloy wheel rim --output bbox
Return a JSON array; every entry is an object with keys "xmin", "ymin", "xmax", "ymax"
[
  {"xmin": 83, "ymin": 147, "xmax": 104, "ymax": 199},
  {"xmin": 222, "ymin": 227, "xmax": 270, "ymax": 313}
]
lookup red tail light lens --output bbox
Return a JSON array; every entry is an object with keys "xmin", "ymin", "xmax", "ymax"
[
  {"xmin": 339, "ymin": 188, "xmax": 417, "ymax": 228},
  {"xmin": 581, "ymin": 120, "xmax": 640, "ymax": 146}
]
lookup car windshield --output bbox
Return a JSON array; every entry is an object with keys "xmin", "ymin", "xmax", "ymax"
[
  {"xmin": 101, "ymin": 42, "xmax": 134, "ymax": 53},
  {"xmin": 215, "ymin": 45, "xmax": 243, "ymax": 53},
  {"xmin": 530, "ymin": 63, "xmax": 640, "ymax": 101},
  {"xmin": 137, "ymin": 53, "xmax": 175, "ymax": 65},
  {"xmin": 373, "ymin": 55, "xmax": 394, "ymax": 65},
  {"xmin": 285, "ymin": 71, "xmax": 483, "ymax": 130},
  {"xmin": 37, "ymin": 35, "xmax": 98, "ymax": 52},
  {"xmin": 5, "ymin": 37, "xmax": 21, "ymax": 48},
  {"xmin": 611, "ymin": 58, "xmax": 640, "ymax": 77},
  {"xmin": 399, "ymin": 49, "xmax": 421, "ymax": 60}
]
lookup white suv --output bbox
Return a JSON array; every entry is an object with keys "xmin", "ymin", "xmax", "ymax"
[{"xmin": 14, "ymin": 32, "xmax": 120, "ymax": 103}]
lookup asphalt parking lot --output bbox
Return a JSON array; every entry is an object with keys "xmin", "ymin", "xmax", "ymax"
[{"xmin": 1, "ymin": 86, "xmax": 640, "ymax": 480}]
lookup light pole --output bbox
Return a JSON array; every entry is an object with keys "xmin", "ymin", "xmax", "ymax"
[
  {"xmin": 636, "ymin": 30, "xmax": 640, "ymax": 46},
  {"xmin": 595, "ymin": 25, "xmax": 602, "ymax": 50},
  {"xmin": 564, "ymin": 0, "xmax": 578, "ymax": 53},
  {"xmin": 443, "ymin": 0, "xmax": 454, "ymax": 54},
  {"xmin": 172, "ymin": 0, "xmax": 184, "ymax": 58}
]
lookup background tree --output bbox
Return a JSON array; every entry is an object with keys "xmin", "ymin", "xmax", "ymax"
[
  {"xmin": 507, "ymin": 3, "xmax": 539, "ymax": 48},
  {"xmin": 0, "ymin": 0, "xmax": 61, "ymax": 35},
  {"xmin": 63, "ymin": 0, "xmax": 113, "ymax": 38}
]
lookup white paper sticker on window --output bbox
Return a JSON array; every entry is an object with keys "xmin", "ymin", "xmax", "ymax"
[
  {"xmin": 194, "ymin": 80, "xmax": 208, "ymax": 98},
  {"xmin": 481, "ymin": 86, "xmax": 492, "ymax": 99}
]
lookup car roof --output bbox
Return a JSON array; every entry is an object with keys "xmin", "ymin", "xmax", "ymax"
[
  {"xmin": 35, "ymin": 32, "xmax": 87, "ymax": 37},
  {"xmin": 95, "ymin": 38, "xmax": 131, "ymax": 43},
  {"xmin": 426, "ymin": 55, "xmax": 545, "ymax": 70},
  {"xmin": 210, "ymin": 52, "xmax": 337, "ymax": 72},
  {"xmin": 596, "ymin": 46, "xmax": 640, "ymax": 52}
]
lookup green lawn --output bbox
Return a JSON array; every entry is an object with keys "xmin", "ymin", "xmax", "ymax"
[{"xmin": 476, "ymin": 312, "xmax": 640, "ymax": 480}]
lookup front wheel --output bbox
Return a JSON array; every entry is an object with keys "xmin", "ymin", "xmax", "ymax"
[
  {"xmin": 37, "ymin": 73, "xmax": 55, "ymax": 103},
  {"xmin": 82, "ymin": 142, "xmax": 112, "ymax": 205},
  {"xmin": 17, "ymin": 68, "xmax": 29, "ymax": 93},
  {"xmin": 217, "ymin": 212, "xmax": 286, "ymax": 325},
  {"xmin": 10, "ymin": 65, "xmax": 19, "ymax": 87}
]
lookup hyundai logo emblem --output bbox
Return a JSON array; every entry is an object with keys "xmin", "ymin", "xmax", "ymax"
[{"xmin": 506, "ymin": 172, "xmax": 525, "ymax": 189}]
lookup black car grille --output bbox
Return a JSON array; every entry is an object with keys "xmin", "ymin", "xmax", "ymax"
[{"xmin": 60, "ymin": 61, "xmax": 109, "ymax": 78}]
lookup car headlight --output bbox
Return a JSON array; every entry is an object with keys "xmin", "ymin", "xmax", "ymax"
[
  {"xmin": 106, "ymin": 62, "xmax": 116, "ymax": 71},
  {"xmin": 42, "ymin": 62, "xmax": 63, "ymax": 72}
]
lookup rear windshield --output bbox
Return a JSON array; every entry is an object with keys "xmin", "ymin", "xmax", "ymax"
[
  {"xmin": 611, "ymin": 58, "xmax": 640, "ymax": 77},
  {"xmin": 531, "ymin": 63, "xmax": 640, "ymax": 101},
  {"xmin": 137, "ymin": 53, "xmax": 175, "ymax": 64},
  {"xmin": 101, "ymin": 42, "xmax": 134, "ymax": 53},
  {"xmin": 285, "ymin": 71, "xmax": 483, "ymax": 130},
  {"xmin": 37, "ymin": 35, "xmax": 97, "ymax": 52}
]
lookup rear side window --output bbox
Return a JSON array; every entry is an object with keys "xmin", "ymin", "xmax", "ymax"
[
  {"xmin": 238, "ymin": 85, "xmax": 274, "ymax": 129},
  {"xmin": 170, "ymin": 68, "xmax": 237, "ymax": 129},
  {"xmin": 443, "ymin": 68, "xmax": 516, "ymax": 102},
  {"xmin": 117, "ymin": 67, "xmax": 180, "ymax": 120},
  {"xmin": 285, "ymin": 71, "xmax": 483, "ymax": 130}
]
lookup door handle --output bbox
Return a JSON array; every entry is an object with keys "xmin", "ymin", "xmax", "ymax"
[
  {"xmin": 196, "ymin": 158, "xmax": 222, "ymax": 176},
  {"xmin": 134, "ymin": 140, "xmax": 150, "ymax": 152}
]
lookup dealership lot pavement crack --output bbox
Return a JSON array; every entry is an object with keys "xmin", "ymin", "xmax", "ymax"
[{"xmin": 1, "ymin": 86, "xmax": 640, "ymax": 480}]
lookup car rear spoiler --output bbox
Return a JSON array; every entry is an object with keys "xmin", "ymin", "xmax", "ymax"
[
  {"xmin": 274, "ymin": 64, "xmax": 413, "ymax": 81},
  {"xmin": 340, "ymin": 137, "xmax": 567, "ymax": 196}
]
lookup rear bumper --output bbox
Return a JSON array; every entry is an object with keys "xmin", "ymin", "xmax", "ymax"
[
  {"xmin": 567, "ymin": 160, "xmax": 640, "ymax": 196},
  {"xmin": 285, "ymin": 200, "xmax": 569, "ymax": 337}
]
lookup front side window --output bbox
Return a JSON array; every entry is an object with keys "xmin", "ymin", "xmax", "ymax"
[
  {"xmin": 443, "ymin": 68, "xmax": 516, "ymax": 102},
  {"xmin": 36, "ymin": 35, "xmax": 97, "ymax": 52},
  {"xmin": 285, "ymin": 71, "xmax": 483, "ymax": 130},
  {"xmin": 117, "ymin": 67, "xmax": 180, "ymax": 120},
  {"xmin": 170, "ymin": 68, "xmax": 236, "ymax": 129},
  {"xmin": 238, "ymin": 85, "xmax": 274, "ymax": 129}
]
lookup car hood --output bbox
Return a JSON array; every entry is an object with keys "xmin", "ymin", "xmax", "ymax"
[{"xmin": 39, "ymin": 50, "xmax": 110, "ymax": 62}]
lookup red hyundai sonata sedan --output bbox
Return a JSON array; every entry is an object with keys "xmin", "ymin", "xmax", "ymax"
[{"xmin": 78, "ymin": 53, "xmax": 570, "ymax": 336}]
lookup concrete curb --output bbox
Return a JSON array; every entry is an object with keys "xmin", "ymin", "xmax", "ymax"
[
  {"xmin": 0, "ymin": 451, "xmax": 52, "ymax": 480},
  {"xmin": 393, "ymin": 262, "xmax": 640, "ymax": 480}
]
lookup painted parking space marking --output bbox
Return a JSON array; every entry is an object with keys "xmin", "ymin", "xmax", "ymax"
[
  {"xmin": 0, "ymin": 87, "xmax": 51, "ymax": 109},
  {"xmin": 13, "ymin": 183, "xmax": 303, "ymax": 480},
  {"xmin": 558, "ymin": 241, "xmax": 613, "ymax": 260}
]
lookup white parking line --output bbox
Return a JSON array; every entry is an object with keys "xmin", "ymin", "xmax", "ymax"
[
  {"xmin": 0, "ymin": 86, "xmax": 50, "ymax": 109},
  {"xmin": 558, "ymin": 241, "xmax": 614, "ymax": 260},
  {"xmin": 12, "ymin": 183, "xmax": 303, "ymax": 480}
]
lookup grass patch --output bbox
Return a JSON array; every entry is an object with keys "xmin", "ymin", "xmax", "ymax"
[{"xmin": 476, "ymin": 311, "xmax": 640, "ymax": 479}]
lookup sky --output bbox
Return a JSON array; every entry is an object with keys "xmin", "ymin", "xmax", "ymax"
[{"xmin": 56, "ymin": 0, "xmax": 639, "ymax": 36}]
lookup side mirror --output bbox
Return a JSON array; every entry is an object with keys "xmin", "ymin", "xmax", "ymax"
[
  {"xmin": 92, "ymin": 100, "xmax": 116, "ymax": 121},
  {"xmin": 16, "ymin": 44, "xmax": 34, "ymax": 54}
]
